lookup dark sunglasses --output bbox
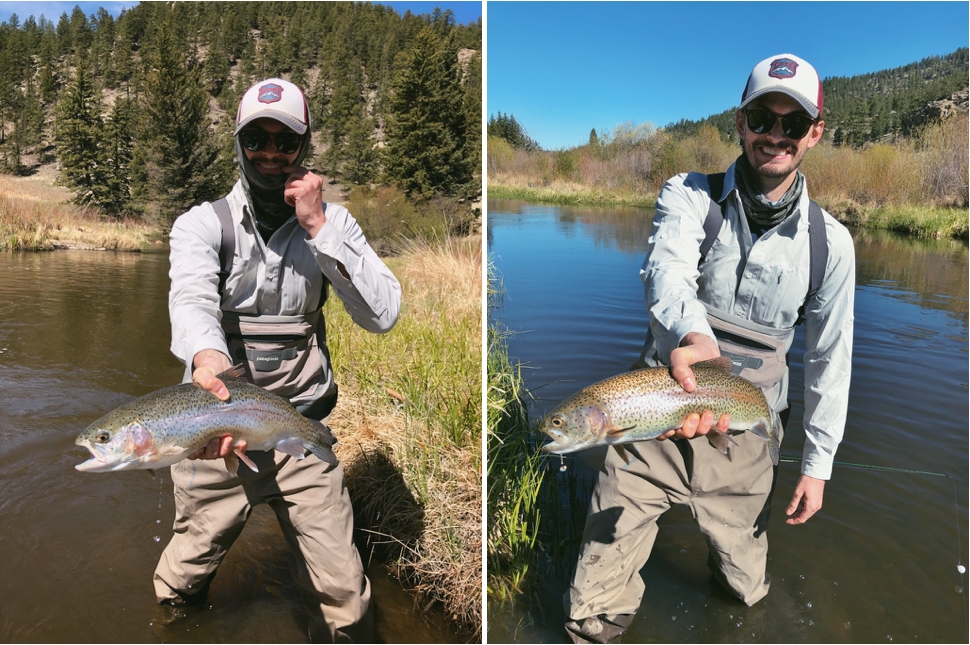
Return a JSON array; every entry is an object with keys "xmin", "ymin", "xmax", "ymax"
[
  {"xmin": 743, "ymin": 107, "xmax": 816, "ymax": 140},
  {"xmin": 239, "ymin": 129, "xmax": 303, "ymax": 154}
]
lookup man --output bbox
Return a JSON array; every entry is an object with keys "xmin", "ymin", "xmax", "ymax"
[
  {"xmin": 564, "ymin": 54, "xmax": 855, "ymax": 643},
  {"xmin": 154, "ymin": 77, "xmax": 401, "ymax": 643}
]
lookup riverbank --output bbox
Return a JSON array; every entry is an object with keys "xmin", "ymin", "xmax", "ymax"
[
  {"xmin": 0, "ymin": 172, "xmax": 161, "ymax": 251},
  {"xmin": 488, "ymin": 179, "xmax": 968, "ymax": 240},
  {"xmin": 325, "ymin": 236, "xmax": 483, "ymax": 639}
]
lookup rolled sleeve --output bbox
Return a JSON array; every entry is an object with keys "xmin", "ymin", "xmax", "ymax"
[
  {"xmin": 305, "ymin": 204, "xmax": 401, "ymax": 334},
  {"xmin": 800, "ymin": 222, "xmax": 855, "ymax": 480},
  {"xmin": 641, "ymin": 173, "xmax": 718, "ymax": 361}
]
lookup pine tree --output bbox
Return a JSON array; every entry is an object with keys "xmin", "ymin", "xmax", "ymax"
[
  {"xmin": 54, "ymin": 58, "xmax": 104, "ymax": 206},
  {"xmin": 383, "ymin": 27, "xmax": 471, "ymax": 198},
  {"xmin": 99, "ymin": 95, "xmax": 136, "ymax": 215},
  {"xmin": 132, "ymin": 23, "xmax": 232, "ymax": 224}
]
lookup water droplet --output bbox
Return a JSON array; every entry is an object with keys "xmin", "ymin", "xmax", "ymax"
[
  {"xmin": 956, "ymin": 585, "xmax": 964, "ymax": 594},
  {"xmin": 156, "ymin": 519, "xmax": 161, "ymax": 524},
  {"xmin": 736, "ymin": 622, "xmax": 742, "ymax": 628},
  {"xmin": 153, "ymin": 536, "xmax": 160, "ymax": 542},
  {"xmin": 680, "ymin": 549, "xmax": 688, "ymax": 555},
  {"xmin": 559, "ymin": 464, "xmax": 567, "ymax": 472},
  {"xmin": 800, "ymin": 574, "xmax": 805, "ymax": 580},
  {"xmin": 671, "ymin": 615, "xmax": 676, "ymax": 621},
  {"xmin": 807, "ymin": 602, "xmax": 813, "ymax": 609},
  {"xmin": 958, "ymin": 564, "xmax": 966, "ymax": 574},
  {"xmin": 809, "ymin": 620, "xmax": 815, "ymax": 626}
]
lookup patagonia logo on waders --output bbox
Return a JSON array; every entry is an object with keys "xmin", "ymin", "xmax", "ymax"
[{"xmin": 245, "ymin": 348, "xmax": 298, "ymax": 372}]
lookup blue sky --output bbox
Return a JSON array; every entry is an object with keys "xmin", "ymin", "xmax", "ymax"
[
  {"xmin": 488, "ymin": 1, "xmax": 970, "ymax": 150},
  {"xmin": 0, "ymin": 1, "xmax": 482, "ymax": 27}
]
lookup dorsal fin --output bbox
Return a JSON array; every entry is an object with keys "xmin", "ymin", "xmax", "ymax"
[
  {"xmin": 216, "ymin": 364, "xmax": 248, "ymax": 381},
  {"xmin": 694, "ymin": 356, "xmax": 733, "ymax": 372}
]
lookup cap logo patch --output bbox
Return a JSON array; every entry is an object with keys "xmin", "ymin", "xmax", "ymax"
[
  {"xmin": 257, "ymin": 83, "xmax": 283, "ymax": 104},
  {"xmin": 768, "ymin": 58, "xmax": 798, "ymax": 79}
]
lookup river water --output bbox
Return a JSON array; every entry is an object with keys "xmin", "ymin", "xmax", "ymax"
[
  {"xmin": 487, "ymin": 200, "xmax": 969, "ymax": 643},
  {"xmin": 0, "ymin": 249, "xmax": 457, "ymax": 643}
]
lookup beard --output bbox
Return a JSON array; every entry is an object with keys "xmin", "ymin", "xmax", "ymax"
[{"xmin": 739, "ymin": 135, "xmax": 805, "ymax": 180}]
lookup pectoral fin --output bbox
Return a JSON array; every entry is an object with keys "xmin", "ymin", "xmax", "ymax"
[
  {"xmin": 706, "ymin": 429, "xmax": 738, "ymax": 456},
  {"xmin": 606, "ymin": 424, "xmax": 635, "ymax": 437}
]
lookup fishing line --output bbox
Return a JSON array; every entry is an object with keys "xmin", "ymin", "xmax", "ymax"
[{"xmin": 781, "ymin": 456, "xmax": 966, "ymax": 584}]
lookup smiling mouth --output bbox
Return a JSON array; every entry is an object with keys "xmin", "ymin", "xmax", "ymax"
[{"xmin": 758, "ymin": 144, "xmax": 796, "ymax": 157}]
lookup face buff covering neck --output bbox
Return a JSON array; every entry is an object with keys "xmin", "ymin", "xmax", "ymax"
[{"xmin": 234, "ymin": 130, "xmax": 310, "ymax": 242}]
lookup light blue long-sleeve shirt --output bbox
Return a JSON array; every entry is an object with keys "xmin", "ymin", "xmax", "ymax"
[
  {"xmin": 639, "ymin": 164, "xmax": 855, "ymax": 480},
  {"xmin": 169, "ymin": 180, "xmax": 401, "ymax": 377}
]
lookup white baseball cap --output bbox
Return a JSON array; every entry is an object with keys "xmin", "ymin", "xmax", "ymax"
[
  {"xmin": 235, "ymin": 78, "xmax": 310, "ymax": 135},
  {"xmin": 739, "ymin": 54, "xmax": 824, "ymax": 118}
]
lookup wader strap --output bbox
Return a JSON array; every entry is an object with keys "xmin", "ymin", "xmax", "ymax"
[
  {"xmin": 212, "ymin": 197, "xmax": 234, "ymax": 295},
  {"xmin": 699, "ymin": 173, "xmax": 726, "ymax": 261},
  {"xmin": 701, "ymin": 173, "xmax": 828, "ymax": 325}
]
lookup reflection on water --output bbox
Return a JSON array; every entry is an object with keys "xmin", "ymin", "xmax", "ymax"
[
  {"xmin": 487, "ymin": 200, "xmax": 969, "ymax": 644},
  {"xmin": 0, "ymin": 250, "xmax": 456, "ymax": 643}
]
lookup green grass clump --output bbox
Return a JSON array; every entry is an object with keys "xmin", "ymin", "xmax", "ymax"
[
  {"xmin": 486, "ymin": 263, "xmax": 546, "ymax": 603},
  {"xmin": 323, "ymin": 236, "xmax": 482, "ymax": 637}
]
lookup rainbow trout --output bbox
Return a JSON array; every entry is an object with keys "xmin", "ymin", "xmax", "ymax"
[
  {"xmin": 539, "ymin": 358, "xmax": 781, "ymax": 464},
  {"xmin": 75, "ymin": 366, "xmax": 337, "ymax": 474}
]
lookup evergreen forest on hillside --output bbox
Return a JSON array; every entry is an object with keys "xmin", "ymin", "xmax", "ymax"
[
  {"xmin": 663, "ymin": 48, "xmax": 969, "ymax": 146},
  {"xmin": 0, "ymin": 1, "xmax": 482, "ymax": 224}
]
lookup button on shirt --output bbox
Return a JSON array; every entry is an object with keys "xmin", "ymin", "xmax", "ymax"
[
  {"xmin": 169, "ymin": 180, "xmax": 401, "ymax": 375},
  {"xmin": 639, "ymin": 165, "xmax": 855, "ymax": 480}
]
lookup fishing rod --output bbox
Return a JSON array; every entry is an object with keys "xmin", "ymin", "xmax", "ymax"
[{"xmin": 779, "ymin": 455, "xmax": 966, "ymax": 577}]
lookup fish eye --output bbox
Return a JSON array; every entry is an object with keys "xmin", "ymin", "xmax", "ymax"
[
  {"xmin": 551, "ymin": 416, "xmax": 563, "ymax": 427},
  {"xmin": 96, "ymin": 431, "xmax": 111, "ymax": 443}
]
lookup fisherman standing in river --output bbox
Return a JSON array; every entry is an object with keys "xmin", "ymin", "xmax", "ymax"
[
  {"xmin": 564, "ymin": 54, "xmax": 856, "ymax": 643},
  {"xmin": 154, "ymin": 77, "xmax": 401, "ymax": 642}
]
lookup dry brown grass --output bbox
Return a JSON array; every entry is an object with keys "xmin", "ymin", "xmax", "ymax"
[
  {"xmin": 324, "ymin": 236, "xmax": 483, "ymax": 638},
  {"xmin": 0, "ymin": 173, "xmax": 159, "ymax": 251}
]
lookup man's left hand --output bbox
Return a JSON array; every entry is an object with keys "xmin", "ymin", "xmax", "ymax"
[
  {"xmin": 283, "ymin": 166, "xmax": 327, "ymax": 238},
  {"xmin": 785, "ymin": 474, "xmax": 825, "ymax": 524}
]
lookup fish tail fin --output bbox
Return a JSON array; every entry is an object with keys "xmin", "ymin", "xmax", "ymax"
[
  {"xmin": 750, "ymin": 415, "xmax": 781, "ymax": 466},
  {"xmin": 304, "ymin": 422, "xmax": 339, "ymax": 466},
  {"xmin": 770, "ymin": 412, "xmax": 782, "ymax": 466}
]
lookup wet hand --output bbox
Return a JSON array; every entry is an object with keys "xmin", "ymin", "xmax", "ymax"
[
  {"xmin": 188, "ymin": 436, "xmax": 248, "ymax": 460},
  {"xmin": 283, "ymin": 166, "xmax": 327, "ymax": 238},
  {"xmin": 657, "ymin": 409, "xmax": 731, "ymax": 441},
  {"xmin": 657, "ymin": 332, "xmax": 730, "ymax": 441},
  {"xmin": 192, "ymin": 364, "xmax": 230, "ymax": 402},
  {"xmin": 786, "ymin": 475, "xmax": 825, "ymax": 524}
]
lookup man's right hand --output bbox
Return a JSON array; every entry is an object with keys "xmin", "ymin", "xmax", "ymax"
[
  {"xmin": 187, "ymin": 350, "xmax": 247, "ymax": 459},
  {"xmin": 657, "ymin": 332, "xmax": 731, "ymax": 441}
]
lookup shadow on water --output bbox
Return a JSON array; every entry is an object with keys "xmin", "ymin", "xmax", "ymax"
[
  {"xmin": 487, "ymin": 202, "xmax": 969, "ymax": 643},
  {"xmin": 0, "ymin": 249, "xmax": 459, "ymax": 643}
]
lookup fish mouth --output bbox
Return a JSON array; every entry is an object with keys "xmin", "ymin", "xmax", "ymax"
[
  {"xmin": 540, "ymin": 439, "xmax": 586, "ymax": 455},
  {"xmin": 75, "ymin": 443, "xmax": 124, "ymax": 472}
]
